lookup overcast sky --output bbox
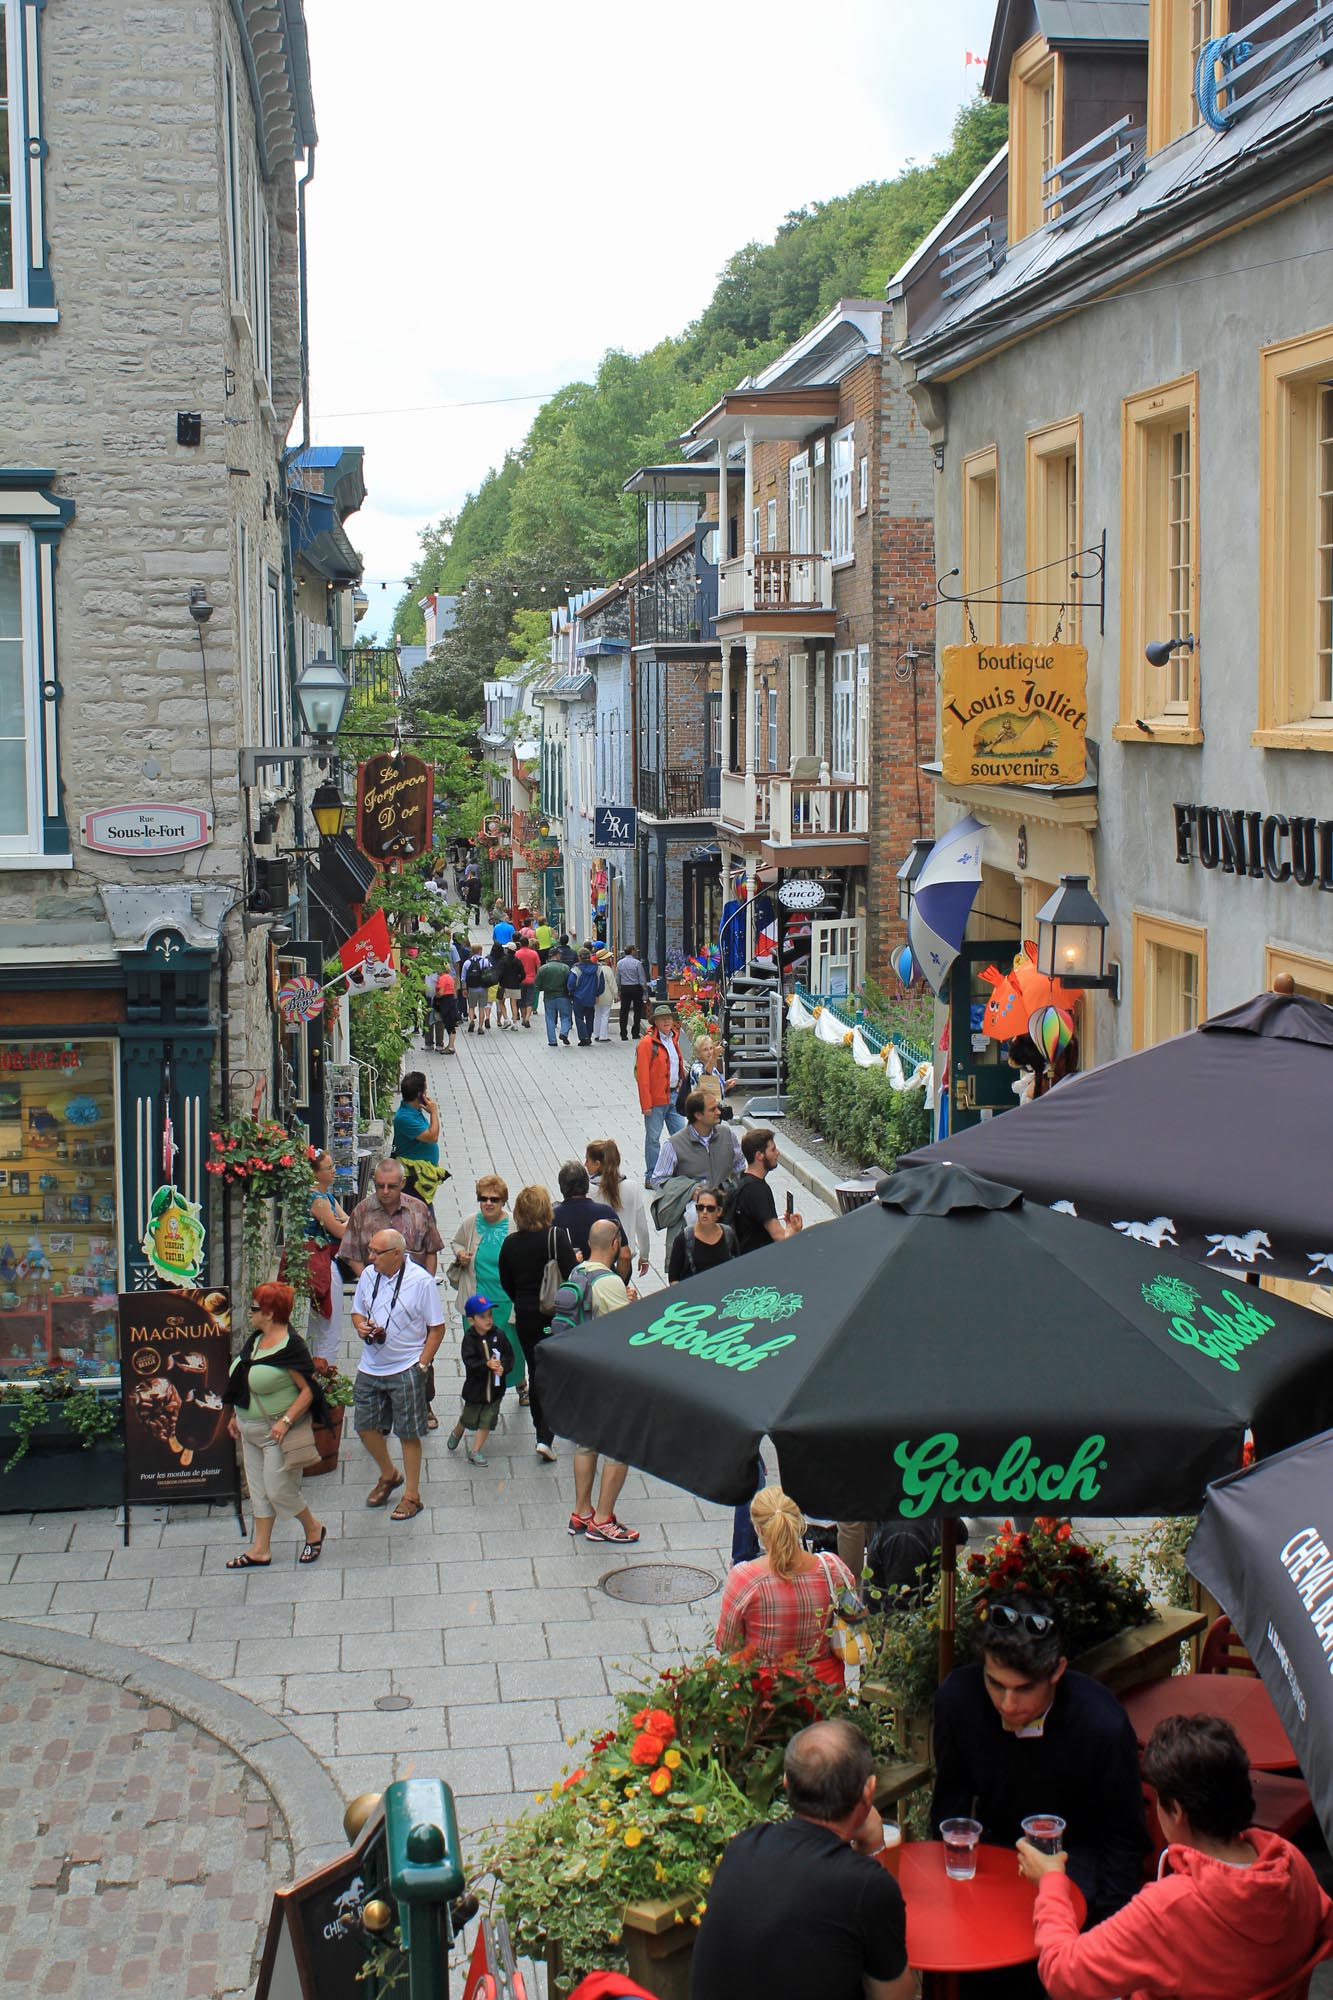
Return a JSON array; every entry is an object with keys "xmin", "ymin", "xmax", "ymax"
[{"xmin": 303, "ymin": 1, "xmax": 998, "ymax": 638}]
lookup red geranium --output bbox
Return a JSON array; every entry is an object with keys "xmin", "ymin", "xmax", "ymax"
[{"xmin": 630, "ymin": 1733, "xmax": 663, "ymax": 1766}]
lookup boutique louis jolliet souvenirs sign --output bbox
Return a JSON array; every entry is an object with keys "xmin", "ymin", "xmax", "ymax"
[{"xmin": 941, "ymin": 642, "xmax": 1088, "ymax": 786}]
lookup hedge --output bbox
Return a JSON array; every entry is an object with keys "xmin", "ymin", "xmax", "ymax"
[{"xmin": 785, "ymin": 1031, "xmax": 931, "ymax": 1171}]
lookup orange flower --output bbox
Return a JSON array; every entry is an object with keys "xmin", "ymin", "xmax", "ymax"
[
  {"xmin": 648, "ymin": 1768, "xmax": 672, "ymax": 1796},
  {"xmin": 629, "ymin": 1733, "xmax": 662, "ymax": 1766},
  {"xmin": 562, "ymin": 1767, "xmax": 586, "ymax": 1790},
  {"xmin": 632, "ymin": 1707, "xmax": 675, "ymax": 1744}
]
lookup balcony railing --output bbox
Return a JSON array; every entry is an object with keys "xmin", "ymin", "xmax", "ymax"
[
  {"xmin": 938, "ymin": 211, "xmax": 1007, "ymax": 301},
  {"xmin": 636, "ymin": 585, "xmax": 707, "ymax": 646},
  {"xmin": 717, "ymin": 769, "xmax": 870, "ymax": 845},
  {"xmin": 1200, "ymin": 0, "xmax": 1333, "ymax": 133},
  {"xmin": 1042, "ymin": 113, "xmax": 1145, "ymax": 230},
  {"xmin": 717, "ymin": 552, "xmax": 833, "ymax": 619},
  {"xmin": 638, "ymin": 766, "xmax": 721, "ymax": 819}
]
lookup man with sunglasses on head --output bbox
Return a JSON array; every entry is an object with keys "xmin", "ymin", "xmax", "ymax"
[{"xmin": 930, "ymin": 1592, "xmax": 1146, "ymax": 1933}]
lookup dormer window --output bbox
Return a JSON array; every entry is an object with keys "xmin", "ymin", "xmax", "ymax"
[
  {"xmin": 1009, "ymin": 36, "xmax": 1063, "ymax": 240},
  {"xmin": 1148, "ymin": 0, "xmax": 1228, "ymax": 152}
]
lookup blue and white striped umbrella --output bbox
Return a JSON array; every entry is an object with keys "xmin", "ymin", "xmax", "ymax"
[{"xmin": 908, "ymin": 814, "xmax": 987, "ymax": 995}]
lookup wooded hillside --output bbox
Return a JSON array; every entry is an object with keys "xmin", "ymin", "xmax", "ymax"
[{"xmin": 393, "ymin": 98, "xmax": 1006, "ymax": 655}]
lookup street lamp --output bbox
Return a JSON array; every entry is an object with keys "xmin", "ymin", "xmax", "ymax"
[
  {"xmin": 1034, "ymin": 874, "xmax": 1121, "ymax": 999},
  {"xmin": 1145, "ymin": 632, "xmax": 1196, "ymax": 668},
  {"xmin": 293, "ymin": 651, "xmax": 351, "ymax": 742},
  {"xmin": 896, "ymin": 837, "xmax": 934, "ymax": 923},
  {"xmin": 309, "ymin": 779, "xmax": 346, "ymax": 841}
]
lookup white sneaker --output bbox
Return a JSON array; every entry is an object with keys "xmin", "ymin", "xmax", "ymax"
[{"xmin": 535, "ymin": 1442, "xmax": 556, "ymax": 1463}]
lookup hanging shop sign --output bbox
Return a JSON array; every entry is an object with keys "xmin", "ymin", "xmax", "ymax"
[
  {"xmin": 354, "ymin": 754, "xmax": 434, "ymax": 866},
  {"xmin": 1173, "ymin": 804, "xmax": 1333, "ymax": 890},
  {"xmin": 777, "ymin": 878, "xmax": 827, "ymax": 912},
  {"xmin": 81, "ymin": 803, "xmax": 213, "ymax": 854},
  {"xmin": 941, "ymin": 643, "xmax": 1088, "ymax": 786},
  {"xmin": 117, "ymin": 1286, "xmax": 239, "ymax": 1511},
  {"xmin": 593, "ymin": 806, "xmax": 637, "ymax": 849},
  {"xmin": 140, "ymin": 1184, "xmax": 206, "ymax": 1287}
]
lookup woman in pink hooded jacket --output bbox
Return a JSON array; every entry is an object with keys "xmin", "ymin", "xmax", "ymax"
[{"xmin": 1018, "ymin": 1714, "xmax": 1333, "ymax": 2000}]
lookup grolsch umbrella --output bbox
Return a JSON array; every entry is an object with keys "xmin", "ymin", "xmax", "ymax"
[
  {"xmin": 1188, "ymin": 1430, "xmax": 1333, "ymax": 1849},
  {"xmin": 903, "ymin": 991, "xmax": 1333, "ymax": 1280},
  {"xmin": 538, "ymin": 1163, "xmax": 1333, "ymax": 1525}
]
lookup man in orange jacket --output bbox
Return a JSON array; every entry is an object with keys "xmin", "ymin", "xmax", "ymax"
[{"xmin": 635, "ymin": 1002, "xmax": 687, "ymax": 1177}]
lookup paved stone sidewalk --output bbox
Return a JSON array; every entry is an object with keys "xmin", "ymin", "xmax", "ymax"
[
  {"xmin": 0, "ymin": 1022, "xmax": 836, "ymax": 1852},
  {"xmin": 0, "ymin": 1657, "xmax": 289, "ymax": 1997}
]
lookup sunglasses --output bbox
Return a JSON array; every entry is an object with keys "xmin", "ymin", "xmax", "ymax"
[
  {"xmin": 478, "ymin": 1195, "xmax": 504, "ymax": 1205},
  {"xmin": 695, "ymin": 1202, "xmax": 720, "ymax": 1214},
  {"xmin": 987, "ymin": 1603, "xmax": 1056, "ymax": 1637}
]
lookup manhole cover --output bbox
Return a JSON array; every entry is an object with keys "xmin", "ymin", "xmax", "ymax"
[
  {"xmin": 599, "ymin": 1563, "xmax": 718, "ymax": 1606},
  {"xmin": 374, "ymin": 1695, "xmax": 413, "ymax": 1711}
]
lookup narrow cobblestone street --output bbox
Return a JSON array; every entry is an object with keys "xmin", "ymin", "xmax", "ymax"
[{"xmin": 0, "ymin": 1022, "xmax": 835, "ymax": 1860}]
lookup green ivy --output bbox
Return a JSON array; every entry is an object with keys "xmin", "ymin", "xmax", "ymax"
[
  {"xmin": 785, "ymin": 1034, "xmax": 930, "ymax": 1170},
  {"xmin": 2, "ymin": 1375, "xmax": 120, "ymax": 1473}
]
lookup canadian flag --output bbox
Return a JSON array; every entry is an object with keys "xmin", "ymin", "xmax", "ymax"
[
  {"xmin": 965, "ymin": 49, "xmax": 985, "ymax": 66},
  {"xmin": 338, "ymin": 908, "xmax": 392, "ymax": 976}
]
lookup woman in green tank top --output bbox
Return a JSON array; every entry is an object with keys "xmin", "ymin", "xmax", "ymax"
[{"xmin": 221, "ymin": 1280, "xmax": 328, "ymax": 1569}]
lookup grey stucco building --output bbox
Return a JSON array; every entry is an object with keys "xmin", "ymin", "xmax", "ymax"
[{"xmin": 893, "ymin": 0, "xmax": 1333, "ymax": 1132}]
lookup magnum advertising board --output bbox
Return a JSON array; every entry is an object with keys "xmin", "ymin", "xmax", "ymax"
[
  {"xmin": 117, "ymin": 1287, "xmax": 238, "ymax": 1507},
  {"xmin": 355, "ymin": 752, "xmax": 434, "ymax": 866},
  {"xmin": 941, "ymin": 641, "xmax": 1088, "ymax": 786}
]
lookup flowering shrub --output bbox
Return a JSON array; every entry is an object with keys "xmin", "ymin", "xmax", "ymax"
[
  {"xmin": 483, "ymin": 1647, "xmax": 841, "ymax": 1981},
  {"xmin": 206, "ymin": 1117, "xmax": 316, "ymax": 1289},
  {"xmin": 965, "ymin": 1516, "xmax": 1152, "ymax": 1657}
]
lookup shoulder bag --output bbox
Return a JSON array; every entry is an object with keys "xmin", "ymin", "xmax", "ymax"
[
  {"xmin": 538, "ymin": 1227, "xmax": 566, "ymax": 1316},
  {"xmin": 815, "ymin": 1552, "xmax": 871, "ymax": 1668},
  {"xmin": 446, "ymin": 1216, "xmax": 479, "ymax": 1292},
  {"xmin": 278, "ymin": 1413, "xmax": 322, "ymax": 1471}
]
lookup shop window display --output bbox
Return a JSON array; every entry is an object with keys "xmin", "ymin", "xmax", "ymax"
[{"xmin": 0, "ymin": 1040, "xmax": 120, "ymax": 1376}]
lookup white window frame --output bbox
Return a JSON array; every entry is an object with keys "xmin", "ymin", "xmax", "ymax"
[
  {"xmin": 789, "ymin": 653, "xmax": 810, "ymax": 760},
  {"xmin": 858, "ymin": 454, "xmax": 869, "ymax": 513},
  {"xmin": 831, "ymin": 426, "xmax": 855, "ymax": 564},
  {"xmin": 250, "ymin": 173, "xmax": 272, "ymax": 388},
  {"xmin": 855, "ymin": 643, "xmax": 871, "ymax": 787},
  {"xmin": 750, "ymin": 506, "xmax": 760, "ymax": 557},
  {"xmin": 261, "ymin": 567, "xmax": 285, "ymax": 751},
  {"xmin": 0, "ymin": 0, "xmax": 54, "ymax": 321},
  {"xmin": 831, "ymin": 650, "xmax": 856, "ymax": 779},
  {"xmin": 236, "ymin": 519, "xmax": 254, "ymax": 747},
  {"xmin": 0, "ymin": 526, "xmax": 44, "ymax": 853},
  {"xmin": 767, "ymin": 684, "xmax": 778, "ymax": 771},
  {"xmin": 766, "ymin": 498, "xmax": 778, "ymax": 550},
  {"xmin": 222, "ymin": 51, "xmax": 243, "ymax": 305},
  {"xmin": 789, "ymin": 454, "xmax": 811, "ymax": 555}
]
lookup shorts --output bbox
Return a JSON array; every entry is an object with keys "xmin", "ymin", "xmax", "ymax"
[
  {"xmin": 486, "ymin": 985, "xmax": 499, "ymax": 1004},
  {"xmin": 520, "ymin": 983, "xmax": 535, "ymax": 1010},
  {"xmin": 354, "ymin": 1364, "xmax": 430, "ymax": 1440},
  {"xmin": 459, "ymin": 1398, "xmax": 502, "ymax": 1432}
]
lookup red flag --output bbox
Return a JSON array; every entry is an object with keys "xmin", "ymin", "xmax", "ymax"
[
  {"xmin": 338, "ymin": 908, "xmax": 392, "ymax": 975},
  {"xmin": 965, "ymin": 49, "xmax": 985, "ymax": 66}
]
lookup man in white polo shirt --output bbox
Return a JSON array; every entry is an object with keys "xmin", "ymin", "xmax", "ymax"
[{"xmin": 351, "ymin": 1227, "xmax": 444, "ymax": 1522}]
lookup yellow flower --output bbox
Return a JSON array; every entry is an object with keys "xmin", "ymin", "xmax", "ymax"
[
  {"xmin": 623, "ymin": 1827, "xmax": 643, "ymax": 1849},
  {"xmin": 550, "ymin": 1783, "xmax": 561, "ymax": 1799},
  {"xmin": 625, "ymin": 1784, "xmax": 639, "ymax": 1798},
  {"xmin": 654, "ymin": 1863, "xmax": 666, "ymax": 1883},
  {"xmin": 692, "ymin": 1806, "xmax": 705, "ymax": 1824},
  {"xmin": 566, "ymin": 1735, "xmax": 577, "ymax": 1747},
  {"xmin": 690, "ymin": 1914, "xmax": 701, "ymax": 1927},
  {"xmin": 663, "ymin": 1748, "xmax": 682, "ymax": 1769},
  {"xmin": 695, "ymin": 1900, "xmax": 707, "ymax": 1914}
]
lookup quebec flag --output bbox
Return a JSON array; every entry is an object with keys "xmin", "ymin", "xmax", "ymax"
[{"xmin": 908, "ymin": 814, "xmax": 987, "ymax": 996}]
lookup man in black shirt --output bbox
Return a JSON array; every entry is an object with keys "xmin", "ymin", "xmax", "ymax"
[
  {"xmin": 930, "ymin": 1594, "xmax": 1147, "ymax": 1926},
  {"xmin": 730, "ymin": 1127, "xmax": 803, "ymax": 1254},
  {"xmin": 693, "ymin": 1718, "xmax": 913, "ymax": 2000},
  {"xmin": 551, "ymin": 1160, "xmax": 624, "ymax": 1266}
]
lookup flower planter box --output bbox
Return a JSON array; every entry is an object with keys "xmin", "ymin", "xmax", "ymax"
[
  {"xmin": 544, "ymin": 1895, "xmax": 697, "ymax": 2000},
  {"xmin": 306, "ymin": 1404, "xmax": 346, "ymax": 1479},
  {"xmin": 0, "ymin": 1404, "xmax": 124, "ymax": 1514}
]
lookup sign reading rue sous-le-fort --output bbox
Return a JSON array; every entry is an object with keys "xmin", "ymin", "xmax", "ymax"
[{"xmin": 941, "ymin": 642, "xmax": 1088, "ymax": 786}]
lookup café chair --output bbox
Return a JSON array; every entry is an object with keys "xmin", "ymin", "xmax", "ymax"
[
  {"xmin": 1199, "ymin": 1614, "xmax": 1258, "ymax": 1676},
  {"xmin": 1247, "ymin": 1938, "xmax": 1332, "ymax": 2000}
]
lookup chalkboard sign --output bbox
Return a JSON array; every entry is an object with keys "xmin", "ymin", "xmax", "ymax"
[{"xmin": 256, "ymin": 1846, "xmax": 372, "ymax": 1999}]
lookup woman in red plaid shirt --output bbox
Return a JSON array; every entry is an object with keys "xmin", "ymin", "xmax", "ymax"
[{"xmin": 714, "ymin": 1488, "xmax": 856, "ymax": 1689}]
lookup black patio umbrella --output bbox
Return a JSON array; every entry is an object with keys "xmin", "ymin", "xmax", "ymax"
[
  {"xmin": 902, "ymin": 992, "xmax": 1333, "ymax": 1280},
  {"xmin": 538, "ymin": 1163, "xmax": 1333, "ymax": 1525},
  {"xmin": 1187, "ymin": 1429, "xmax": 1333, "ymax": 1848}
]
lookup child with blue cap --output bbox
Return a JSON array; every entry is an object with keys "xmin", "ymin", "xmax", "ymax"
[{"xmin": 446, "ymin": 1294, "xmax": 514, "ymax": 1466}]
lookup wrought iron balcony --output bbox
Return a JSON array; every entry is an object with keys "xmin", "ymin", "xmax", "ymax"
[
  {"xmin": 635, "ymin": 584, "xmax": 708, "ymax": 646},
  {"xmin": 638, "ymin": 766, "xmax": 720, "ymax": 820}
]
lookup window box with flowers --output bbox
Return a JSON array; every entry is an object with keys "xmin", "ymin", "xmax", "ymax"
[
  {"xmin": 482, "ymin": 1646, "xmax": 842, "ymax": 1995},
  {"xmin": 205, "ymin": 1117, "xmax": 317, "ymax": 1289},
  {"xmin": 0, "ymin": 1364, "xmax": 123, "ymax": 1513}
]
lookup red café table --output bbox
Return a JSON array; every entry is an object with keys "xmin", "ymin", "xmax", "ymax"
[
  {"xmin": 887, "ymin": 1841, "xmax": 1086, "ymax": 1999},
  {"xmin": 1121, "ymin": 1673, "xmax": 1297, "ymax": 1771}
]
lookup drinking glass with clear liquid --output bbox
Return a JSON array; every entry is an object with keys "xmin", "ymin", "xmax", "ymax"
[
  {"xmin": 1020, "ymin": 1814, "xmax": 1066, "ymax": 1855},
  {"xmin": 940, "ymin": 1817, "xmax": 982, "ymax": 1880}
]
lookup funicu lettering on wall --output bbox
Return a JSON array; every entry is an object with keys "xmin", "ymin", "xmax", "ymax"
[{"xmin": 1174, "ymin": 803, "xmax": 1333, "ymax": 889}]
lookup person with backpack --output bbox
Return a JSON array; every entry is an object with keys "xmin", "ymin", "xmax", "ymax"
[
  {"xmin": 548, "ymin": 1218, "xmax": 640, "ymax": 1544},
  {"xmin": 464, "ymin": 945, "xmax": 495, "ymax": 1032},
  {"xmin": 497, "ymin": 1184, "xmax": 577, "ymax": 1463},
  {"xmin": 565, "ymin": 947, "xmax": 604, "ymax": 1046},
  {"xmin": 666, "ymin": 1183, "xmax": 738, "ymax": 1283}
]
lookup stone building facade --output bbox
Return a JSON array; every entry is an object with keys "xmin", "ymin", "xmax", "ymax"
[{"xmin": 0, "ymin": 0, "xmax": 328, "ymax": 1323}]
